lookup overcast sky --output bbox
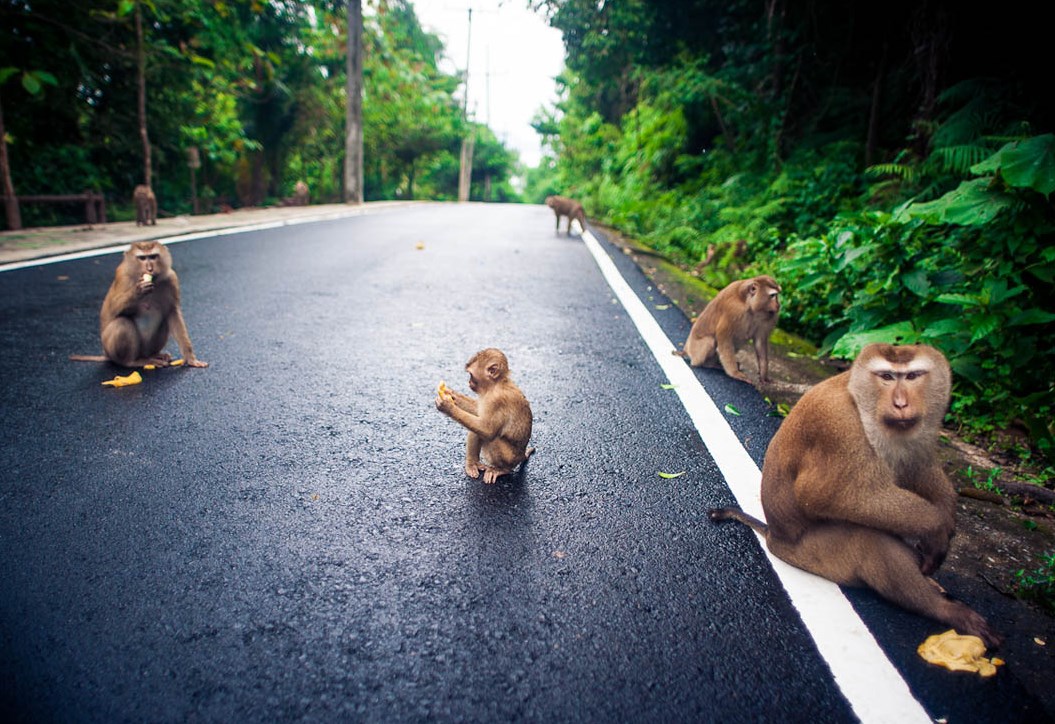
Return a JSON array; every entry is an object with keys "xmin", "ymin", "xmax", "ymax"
[{"xmin": 412, "ymin": 1, "xmax": 566, "ymax": 168}]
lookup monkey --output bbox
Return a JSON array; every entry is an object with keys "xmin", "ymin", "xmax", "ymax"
[
  {"xmin": 69, "ymin": 241, "xmax": 208, "ymax": 369},
  {"xmin": 133, "ymin": 184, "xmax": 157, "ymax": 226},
  {"xmin": 435, "ymin": 348, "xmax": 534, "ymax": 484},
  {"xmin": 293, "ymin": 180, "xmax": 309, "ymax": 205},
  {"xmin": 676, "ymin": 275, "xmax": 781, "ymax": 384},
  {"xmin": 709, "ymin": 343, "xmax": 1001, "ymax": 647},
  {"xmin": 282, "ymin": 181, "xmax": 310, "ymax": 206},
  {"xmin": 544, "ymin": 195, "xmax": 587, "ymax": 235}
]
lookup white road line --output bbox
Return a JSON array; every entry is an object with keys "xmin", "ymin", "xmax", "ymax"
[
  {"xmin": 0, "ymin": 207, "xmax": 372, "ymax": 272},
  {"xmin": 582, "ymin": 229, "xmax": 932, "ymax": 724}
]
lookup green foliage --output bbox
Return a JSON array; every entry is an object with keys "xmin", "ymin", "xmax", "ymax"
[
  {"xmin": 1014, "ymin": 551, "xmax": 1055, "ymax": 614},
  {"xmin": 0, "ymin": 0, "xmax": 520, "ymax": 225},
  {"xmin": 539, "ymin": 1, "xmax": 1055, "ymax": 461}
]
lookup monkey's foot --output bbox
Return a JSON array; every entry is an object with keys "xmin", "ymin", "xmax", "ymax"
[
  {"xmin": 465, "ymin": 461, "xmax": 484, "ymax": 479},
  {"xmin": 482, "ymin": 466, "xmax": 511, "ymax": 485}
]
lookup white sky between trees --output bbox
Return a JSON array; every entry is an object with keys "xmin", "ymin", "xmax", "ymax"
[{"xmin": 412, "ymin": 1, "xmax": 566, "ymax": 170}]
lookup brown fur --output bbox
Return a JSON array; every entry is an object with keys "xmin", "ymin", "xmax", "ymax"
[
  {"xmin": 545, "ymin": 195, "xmax": 587, "ymax": 235},
  {"xmin": 678, "ymin": 275, "xmax": 781, "ymax": 384},
  {"xmin": 710, "ymin": 344, "xmax": 1000, "ymax": 646},
  {"xmin": 69, "ymin": 242, "xmax": 207, "ymax": 369},
  {"xmin": 435, "ymin": 348, "xmax": 534, "ymax": 484},
  {"xmin": 133, "ymin": 185, "xmax": 157, "ymax": 226},
  {"xmin": 282, "ymin": 180, "xmax": 309, "ymax": 206}
]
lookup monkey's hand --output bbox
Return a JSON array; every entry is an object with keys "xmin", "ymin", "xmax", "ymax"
[
  {"xmin": 913, "ymin": 527, "xmax": 953, "ymax": 576},
  {"xmin": 435, "ymin": 394, "xmax": 454, "ymax": 414},
  {"xmin": 136, "ymin": 277, "xmax": 155, "ymax": 295}
]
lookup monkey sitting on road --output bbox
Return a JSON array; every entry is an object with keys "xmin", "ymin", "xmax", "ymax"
[
  {"xmin": 676, "ymin": 274, "xmax": 781, "ymax": 385},
  {"xmin": 710, "ymin": 343, "xmax": 1001, "ymax": 647},
  {"xmin": 435, "ymin": 348, "xmax": 534, "ymax": 484},
  {"xmin": 545, "ymin": 195, "xmax": 587, "ymax": 236},
  {"xmin": 70, "ymin": 241, "xmax": 208, "ymax": 369}
]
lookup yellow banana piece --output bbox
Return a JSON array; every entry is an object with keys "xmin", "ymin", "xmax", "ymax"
[{"xmin": 101, "ymin": 371, "xmax": 143, "ymax": 388}]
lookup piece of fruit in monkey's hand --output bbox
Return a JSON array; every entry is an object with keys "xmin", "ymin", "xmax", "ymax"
[
  {"xmin": 101, "ymin": 371, "xmax": 143, "ymax": 388},
  {"xmin": 437, "ymin": 381, "xmax": 452, "ymax": 399},
  {"xmin": 917, "ymin": 629, "xmax": 1003, "ymax": 677},
  {"xmin": 142, "ymin": 273, "xmax": 153, "ymax": 283}
]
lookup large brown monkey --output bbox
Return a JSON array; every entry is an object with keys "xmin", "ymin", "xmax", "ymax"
[
  {"xmin": 545, "ymin": 195, "xmax": 587, "ymax": 235},
  {"xmin": 133, "ymin": 184, "xmax": 157, "ymax": 226},
  {"xmin": 710, "ymin": 343, "xmax": 1001, "ymax": 646},
  {"xmin": 435, "ymin": 348, "xmax": 534, "ymax": 484},
  {"xmin": 70, "ymin": 241, "xmax": 208, "ymax": 369},
  {"xmin": 677, "ymin": 275, "xmax": 780, "ymax": 384}
]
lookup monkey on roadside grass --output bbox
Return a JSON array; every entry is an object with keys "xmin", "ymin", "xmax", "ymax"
[
  {"xmin": 282, "ymin": 180, "xmax": 309, "ymax": 206},
  {"xmin": 69, "ymin": 241, "xmax": 208, "ymax": 369},
  {"xmin": 435, "ymin": 348, "xmax": 534, "ymax": 484},
  {"xmin": 710, "ymin": 343, "xmax": 1001, "ymax": 647},
  {"xmin": 676, "ymin": 274, "xmax": 781, "ymax": 384},
  {"xmin": 545, "ymin": 195, "xmax": 587, "ymax": 236},
  {"xmin": 133, "ymin": 184, "xmax": 157, "ymax": 226}
]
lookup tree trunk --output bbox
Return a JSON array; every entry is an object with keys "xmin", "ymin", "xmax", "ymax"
[
  {"xmin": 458, "ymin": 133, "xmax": 474, "ymax": 202},
  {"xmin": 344, "ymin": 0, "xmax": 364, "ymax": 204},
  {"xmin": 865, "ymin": 43, "xmax": 888, "ymax": 168},
  {"xmin": 136, "ymin": 1, "xmax": 151, "ymax": 188},
  {"xmin": 0, "ymin": 91, "xmax": 22, "ymax": 230}
]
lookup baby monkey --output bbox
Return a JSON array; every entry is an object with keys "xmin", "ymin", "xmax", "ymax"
[{"xmin": 435, "ymin": 348, "xmax": 534, "ymax": 484}]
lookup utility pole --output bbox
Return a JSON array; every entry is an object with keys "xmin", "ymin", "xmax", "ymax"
[
  {"xmin": 457, "ymin": 6, "xmax": 474, "ymax": 203},
  {"xmin": 344, "ymin": 0, "xmax": 364, "ymax": 204}
]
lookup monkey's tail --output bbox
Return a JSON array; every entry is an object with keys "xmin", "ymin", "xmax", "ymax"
[
  {"xmin": 709, "ymin": 507, "xmax": 769, "ymax": 535},
  {"xmin": 69, "ymin": 354, "xmax": 108, "ymax": 362}
]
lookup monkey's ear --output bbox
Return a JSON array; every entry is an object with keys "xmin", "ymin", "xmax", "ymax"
[
  {"xmin": 486, "ymin": 363, "xmax": 501, "ymax": 380},
  {"xmin": 742, "ymin": 282, "xmax": 759, "ymax": 299}
]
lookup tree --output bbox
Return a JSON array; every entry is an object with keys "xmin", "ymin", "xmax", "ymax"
[
  {"xmin": 0, "ymin": 68, "xmax": 57, "ymax": 230},
  {"xmin": 344, "ymin": 0, "xmax": 364, "ymax": 204}
]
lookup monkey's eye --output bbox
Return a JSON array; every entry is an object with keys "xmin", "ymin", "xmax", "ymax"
[
  {"xmin": 906, "ymin": 371, "xmax": 926, "ymax": 381},
  {"xmin": 137, "ymin": 254, "xmax": 160, "ymax": 261},
  {"xmin": 877, "ymin": 372, "xmax": 896, "ymax": 382}
]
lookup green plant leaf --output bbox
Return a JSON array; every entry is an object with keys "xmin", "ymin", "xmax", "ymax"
[
  {"xmin": 972, "ymin": 134, "xmax": 1055, "ymax": 195},
  {"xmin": 658, "ymin": 471, "xmax": 685, "ymax": 479},
  {"xmin": 922, "ymin": 318, "xmax": 965, "ymax": 337},
  {"xmin": 723, "ymin": 404, "xmax": 741, "ymax": 416},
  {"xmin": 831, "ymin": 321, "xmax": 919, "ymax": 358},
  {"xmin": 660, "ymin": 383, "xmax": 676, "ymax": 390},
  {"xmin": 899, "ymin": 179, "xmax": 1014, "ymax": 226},
  {"xmin": 21, "ymin": 73, "xmax": 39, "ymax": 94},
  {"xmin": 1009, "ymin": 309, "xmax": 1055, "ymax": 326},
  {"xmin": 902, "ymin": 269, "xmax": 931, "ymax": 297},
  {"xmin": 936, "ymin": 292, "xmax": 980, "ymax": 307}
]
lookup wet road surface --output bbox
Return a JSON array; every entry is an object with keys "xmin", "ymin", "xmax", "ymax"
[{"xmin": 0, "ymin": 203, "xmax": 1049, "ymax": 721}]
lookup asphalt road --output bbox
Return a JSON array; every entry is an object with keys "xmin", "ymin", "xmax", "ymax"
[{"xmin": 0, "ymin": 203, "xmax": 1049, "ymax": 722}]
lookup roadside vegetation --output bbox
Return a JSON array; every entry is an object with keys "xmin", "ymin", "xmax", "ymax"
[
  {"xmin": 0, "ymin": 1, "xmax": 519, "ymax": 224},
  {"xmin": 528, "ymin": 1, "xmax": 1055, "ymax": 490}
]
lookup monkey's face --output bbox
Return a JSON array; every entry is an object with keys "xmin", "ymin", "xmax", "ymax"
[{"xmin": 875, "ymin": 368, "xmax": 931, "ymax": 431}]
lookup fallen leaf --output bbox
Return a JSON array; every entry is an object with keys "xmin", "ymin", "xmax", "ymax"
[
  {"xmin": 101, "ymin": 371, "xmax": 143, "ymax": 388},
  {"xmin": 724, "ymin": 403, "xmax": 741, "ymax": 416},
  {"xmin": 658, "ymin": 471, "xmax": 685, "ymax": 479},
  {"xmin": 917, "ymin": 629, "xmax": 1001, "ymax": 677},
  {"xmin": 1036, "ymin": 637, "xmax": 1047, "ymax": 646},
  {"xmin": 56, "ymin": 275, "xmax": 69, "ymax": 281},
  {"xmin": 654, "ymin": 304, "xmax": 671, "ymax": 310},
  {"xmin": 660, "ymin": 383, "xmax": 676, "ymax": 390}
]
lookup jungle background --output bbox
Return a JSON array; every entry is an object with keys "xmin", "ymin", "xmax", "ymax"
[{"xmin": 2, "ymin": 0, "xmax": 1053, "ymax": 602}]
